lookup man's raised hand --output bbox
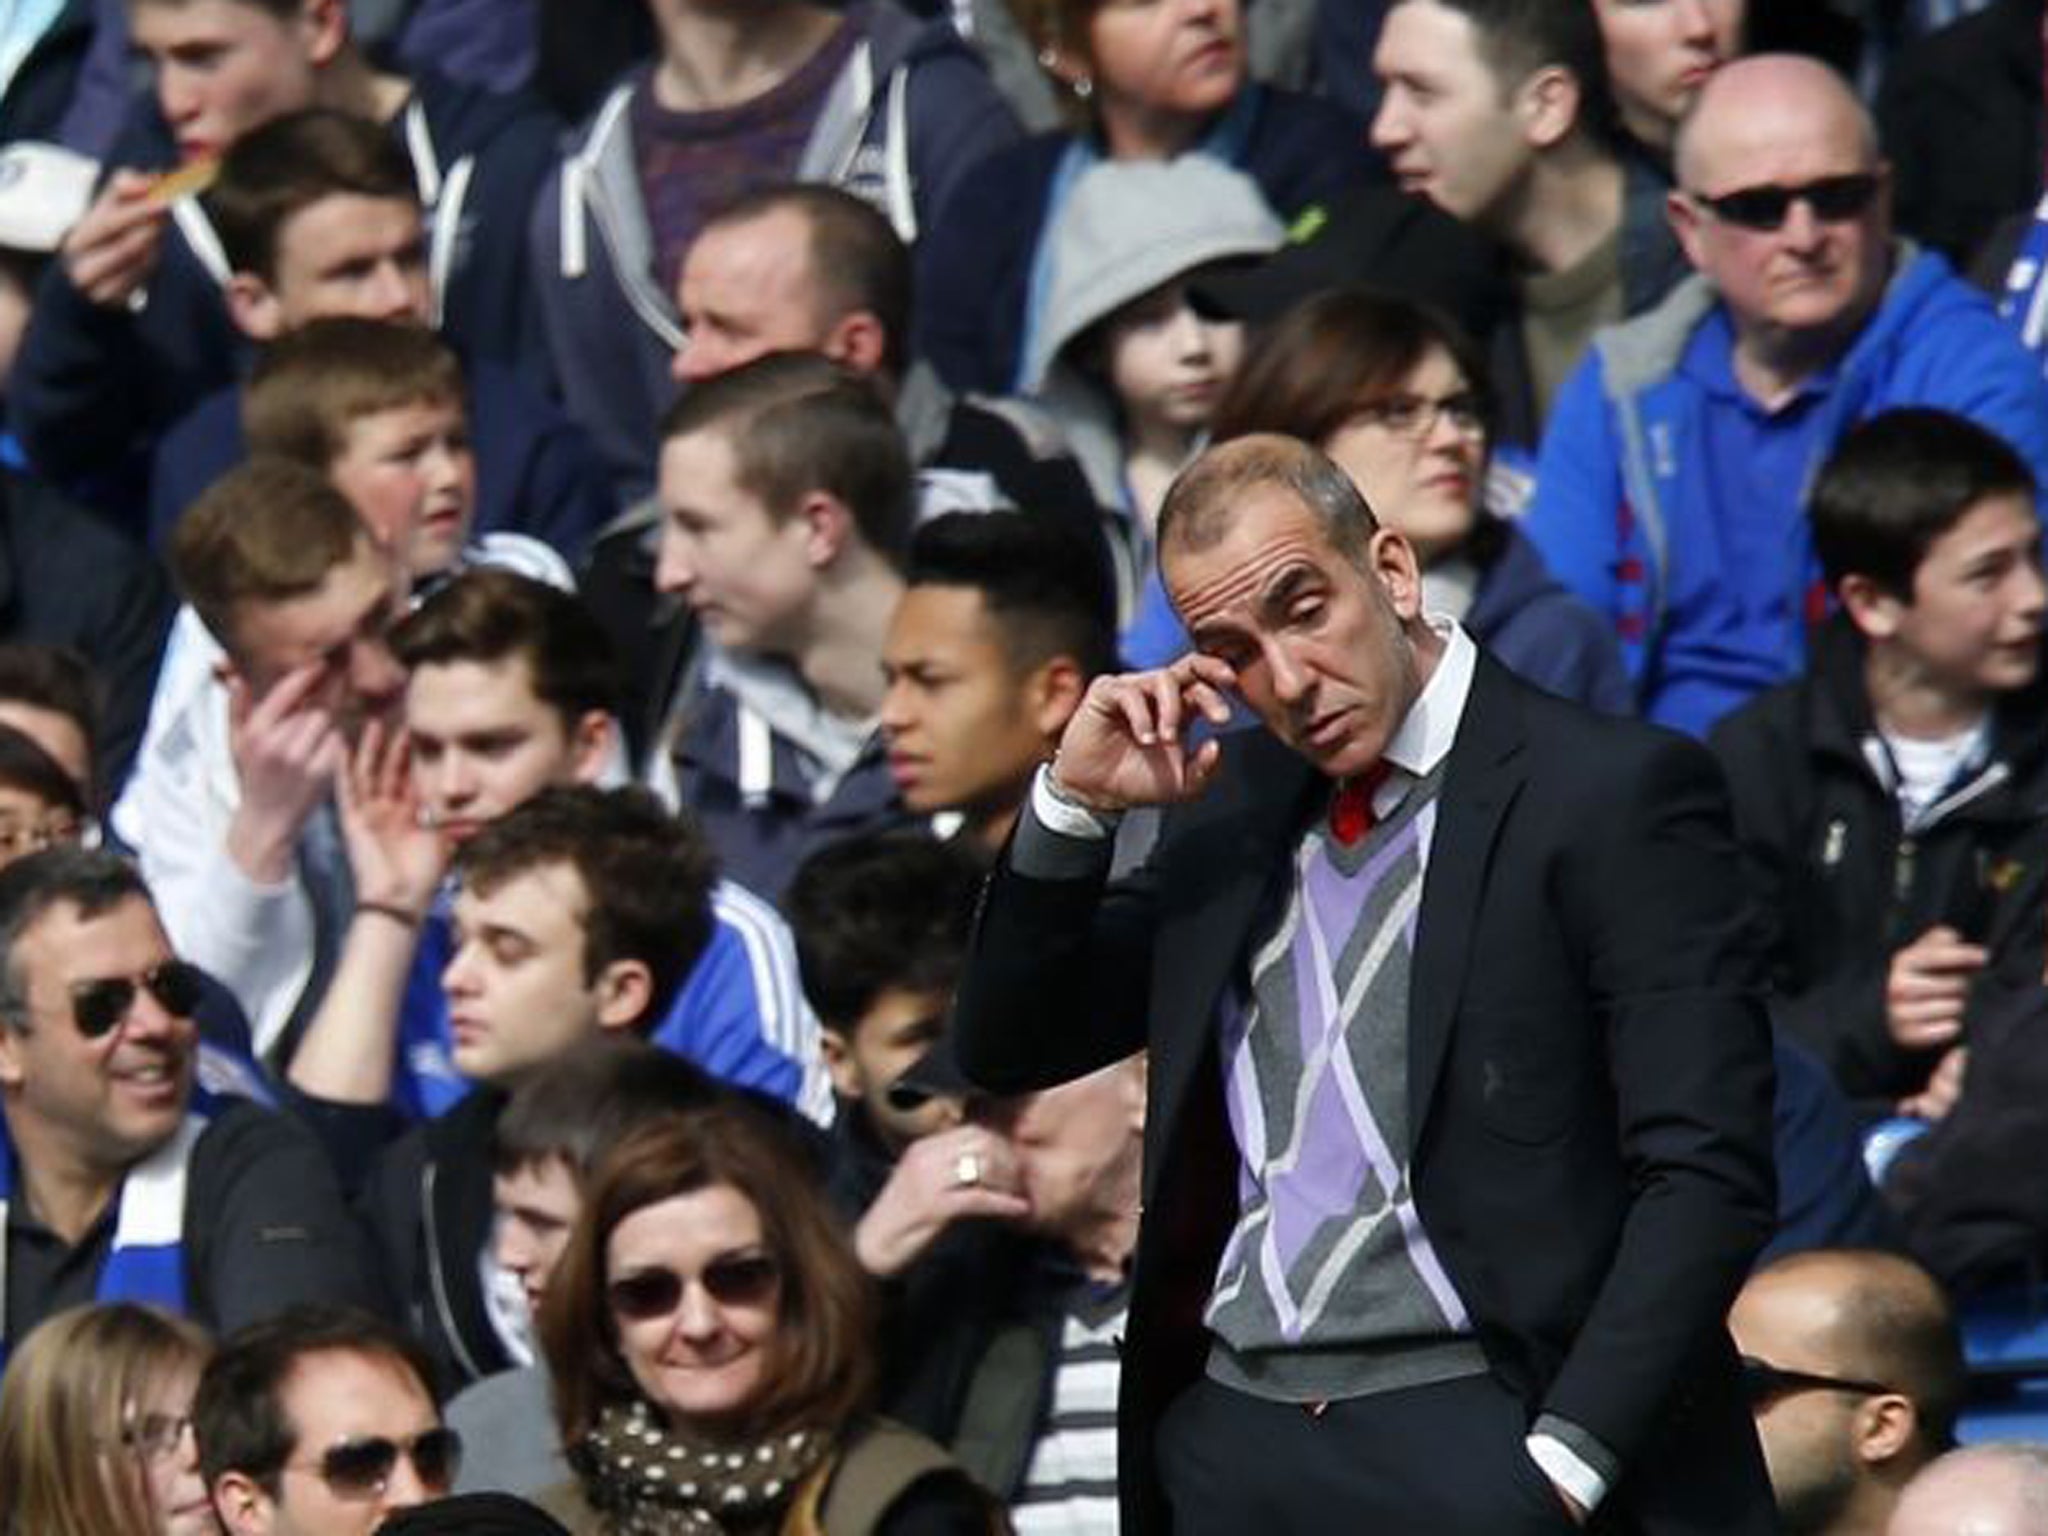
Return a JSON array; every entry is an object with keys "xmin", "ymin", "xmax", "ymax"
[{"xmin": 1048, "ymin": 654, "xmax": 1237, "ymax": 812}]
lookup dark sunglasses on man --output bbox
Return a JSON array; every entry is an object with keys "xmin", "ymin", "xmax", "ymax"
[
  {"xmin": 1689, "ymin": 171, "xmax": 1885, "ymax": 233},
  {"xmin": 65, "ymin": 958, "xmax": 205, "ymax": 1039},
  {"xmin": 1739, "ymin": 1354, "xmax": 1890, "ymax": 1409},
  {"xmin": 606, "ymin": 1251, "xmax": 782, "ymax": 1321},
  {"xmin": 286, "ymin": 1426, "xmax": 464, "ymax": 1500}
]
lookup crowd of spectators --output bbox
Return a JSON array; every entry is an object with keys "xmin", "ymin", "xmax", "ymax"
[{"xmin": 0, "ymin": 0, "xmax": 2046, "ymax": 1532}]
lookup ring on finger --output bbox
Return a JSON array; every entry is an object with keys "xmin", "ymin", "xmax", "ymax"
[{"xmin": 954, "ymin": 1151, "xmax": 982, "ymax": 1189}]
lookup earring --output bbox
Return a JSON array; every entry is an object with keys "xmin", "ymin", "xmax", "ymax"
[{"xmin": 1072, "ymin": 75, "xmax": 1093, "ymax": 100}]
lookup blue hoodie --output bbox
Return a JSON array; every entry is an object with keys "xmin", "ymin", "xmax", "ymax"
[
  {"xmin": 1525, "ymin": 246, "xmax": 2048, "ymax": 736},
  {"xmin": 7, "ymin": 68, "xmax": 561, "ymax": 511}
]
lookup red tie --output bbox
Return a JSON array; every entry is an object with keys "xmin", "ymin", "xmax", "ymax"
[{"xmin": 1328, "ymin": 763, "xmax": 1393, "ymax": 846}]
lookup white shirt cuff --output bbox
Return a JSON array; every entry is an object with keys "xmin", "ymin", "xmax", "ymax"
[
  {"xmin": 1526, "ymin": 1432, "xmax": 1608, "ymax": 1516},
  {"xmin": 1029, "ymin": 763, "xmax": 1118, "ymax": 841}
]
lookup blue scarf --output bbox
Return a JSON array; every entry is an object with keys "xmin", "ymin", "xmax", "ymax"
[{"xmin": 0, "ymin": 1105, "xmax": 210, "ymax": 1372}]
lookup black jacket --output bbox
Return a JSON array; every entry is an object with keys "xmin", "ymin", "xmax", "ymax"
[{"xmin": 1709, "ymin": 616, "xmax": 2048, "ymax": 1107}]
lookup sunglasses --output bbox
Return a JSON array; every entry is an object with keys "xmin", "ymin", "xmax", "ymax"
[
  {"xmin": 1690, "ymin": 172, "xmax": 1883, "ymax": 232},
  {"xmin": 607, "ymin": 1252, "xmax": 782, "ymax": 1321},
  {"xmin": 286, "ymin": 1427, "xmax": 463, "ymax": 1500},
  {"xmin": 67, "ymin": 959, "xmax": 205, "ymax": 1039},
  {"xmin": 1739, "ymin": 1355, "xmax": 1890, "ymax": 1408}
]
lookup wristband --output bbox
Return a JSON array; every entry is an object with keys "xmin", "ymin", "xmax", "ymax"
[{"xmin": 355, "ymin": 900, "xmax": 423, "ymax": 930}]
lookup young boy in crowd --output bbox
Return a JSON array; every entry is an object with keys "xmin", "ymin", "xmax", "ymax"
[
  {"xmin": 1711, "ymin": 407, "xmax": 2048, "ymax": 1121},
  {"xmin": 881, "ymin": 510, "xmax": 1118, "ymax": 854},
  {"xmin": 284, "ymin": 567, "xmax": 826, "ymax": 1124},
  {"xmin": 650, "ymin": 352, "xmax": 917, "ymax": 898}
]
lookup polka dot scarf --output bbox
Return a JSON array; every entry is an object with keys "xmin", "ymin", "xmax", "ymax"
[{"xmin": 576, "ymin": 1399, "xmax": 833, "ymax": 1535}]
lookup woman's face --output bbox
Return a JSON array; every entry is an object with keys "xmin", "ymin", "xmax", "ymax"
[
  {"xmin": 1319, "ymin": 343, "xmax": 1487, "ymax": 566},
  {"xmin": 1083, "ymin": 0, "xmax": 1243, "ymax": 131},
  {"xmin": 125, "ymin": 1366, "xmax": 212, "ymax": 1536},
  {"xmin": 606, "ymin": 1185, "xmax": 784, "ymax": 1433}
]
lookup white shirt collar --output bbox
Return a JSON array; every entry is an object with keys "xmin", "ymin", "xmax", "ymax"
[{"xmin": 1375, "ymin": 615, "xmax": 1476, "ymax": 805}]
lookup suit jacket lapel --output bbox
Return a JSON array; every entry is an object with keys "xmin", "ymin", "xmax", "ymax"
[{"xmin": 1408, "ymin": 656, "xmax": 1527, "ymax": 1147}]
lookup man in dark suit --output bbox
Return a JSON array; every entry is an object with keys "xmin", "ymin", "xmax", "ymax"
[{"xmin": 953, "ymin": 434, "xmax": 1779, "ymax": 1534}]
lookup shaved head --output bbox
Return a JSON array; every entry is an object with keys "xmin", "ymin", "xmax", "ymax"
[
  {"xmin": 1675, "ymin": 54, "xmax": 1876, "ymax": 190},
  {"xmin": 1890, "ymin": 1446, "xmax": 2048, "ymax": 1536}
]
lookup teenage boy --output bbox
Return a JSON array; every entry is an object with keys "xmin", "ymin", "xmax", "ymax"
[
  {"xmin": 349, "ymin": 786, "xmax": 722, "ymax": 1387},
  {"xmin": 146, "ymin": 108, "xmax": 613, "ymax": 559},
  {"xmin": 1710, "ymin": 407, "xmax": 2048, "ymax": 1118},
  {"xmin": 115, "ymin": 459, "xmax": 407, "ymax": 1061},
  {"xmin": 283, "ymin": 567, "xmax": 826, "ymax": 1124},
  {"xmin": 9, "ymin": 0, "xmax": 558, "ymax": 495},
  {"xmin": 881, "ymin": 511, "xmax": 1117, "ymax": 854},
  {"xmin": 651, "ymin": 352, "xmax": 916, "ymax": 899}
]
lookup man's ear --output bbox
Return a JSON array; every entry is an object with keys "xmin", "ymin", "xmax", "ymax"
[
  {"xmin": 224, "ymin": 272, "xmax": 284, "ymax": 341},
  {"xmin": 301, "ymin": 0, "xmax": 350, "ymax": 68},
  {"xmin": 1516, "ymin": 63, "xmax": 1581, "ymax": 150},
  {"xmin": 1368, "ymin": 526, "xmax": 1426, "ymax": 620},
  {"xmin": 0, "ymin": 1022, "xmax": 26, "ymax": 1091},
  {"xmin": 213, "ymin": 1472, "xmax": 273, "ymax": 1536},
  {"xmin": 593, "ymin": 959, "xmax": 654, "ymax": 1034},
  {"xmin": 796, "ymin": 490, "xmax": 855, "ymax": 567},
  {"xmin": 819, "ymin": 1026, "xmax": 861, "ymax": 1099},
  {"xmin": 821, "ymin": 309, "xmax": 888, "ymax": 377},
  {"xmin": 567, "ymin": 710, "xmax": 616, "ymax": 786},
  {"xmin": 1838, "ymin": 572, "xmax": 1904, "ymax": 642},
  {"xmin": 1026, "ymin": 656, "xmax": 1088, "ymax": 745},
  {"xmin": 1852, "ymin": 1393, "xmax": 1920, "ymax": 1468},
  {"xmin": 1667, "ymin": 189, "xmax": 1709, "ymax": 272}
]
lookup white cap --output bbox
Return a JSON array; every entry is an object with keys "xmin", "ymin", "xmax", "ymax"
[{"xmin": 0, "ymin": 142, "xmax": 98, "ymax": 254}]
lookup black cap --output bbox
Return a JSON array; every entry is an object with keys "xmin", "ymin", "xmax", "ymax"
[{"xmin": 1190, "ymin": 182, "xmax": 1510, "ymax": 343}]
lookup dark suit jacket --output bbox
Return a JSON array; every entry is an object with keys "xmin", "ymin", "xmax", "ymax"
[{"xmin": 954, "ymin": 653, "xmax": 1779, "ymax": 1534}]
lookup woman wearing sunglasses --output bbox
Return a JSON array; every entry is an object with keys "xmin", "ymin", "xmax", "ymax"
[
  {"xmin": 0, "ymin": 1302, "xmax": 214, "ymax": 1535},
  {"xmin": 1200, "ymin": 287, "xmax": 1632, "ymax": 715},
  {"xmin": 536, "ymin": 1105, "xmax": 1002, "ymax": 1534}
]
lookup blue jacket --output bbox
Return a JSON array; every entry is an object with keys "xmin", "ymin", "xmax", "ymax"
[
  {"xmin": 915, "ymin": 84, "xmax": 1376, "ymax": 398},
  {"xmin": 7, "ymin": 69, "xmax": 561, "ymax": 510},
  {"xmin": 1526, "ymin": 247, "xmax": 2048, "ymax": 737},
  {"xmin": 145, "ymin": 359, "xmax": 618, "ymax": 561},
  {"xmin": 527, "ymin": 0, "xmax": 1023, "ymax": 504}
]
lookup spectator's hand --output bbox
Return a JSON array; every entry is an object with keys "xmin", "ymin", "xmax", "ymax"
[
  {"xmin": 62, "ymin": 170, "xmax": 168, "ymax": 308},
  {"xmin": 854, "ymin": 1124, "xmax": 1031, "ymax": 1278},
  {"xmin": 336, "ymin": 718, "xmax": 444, "ymax": 913},
  {"xmin": 224, "ymin": 663, "xmax": 346, "ymax": 883},
  {"xmin": 1884, "ymin": 925, "xmax": 1986, "ymax": 1052},
  {"xmin": 1898, "ymin": 1045, "xmax": 1968, "ymax": 1123},
  {"xmin": 1050, "ymin": 653, "xmax": 1235, "ymax": 813}
]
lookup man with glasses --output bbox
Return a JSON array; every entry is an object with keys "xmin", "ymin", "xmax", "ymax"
[
  {"xmin": 1729, "ymin": 1248, "xmax": 1964, "ymax": 1535},
  {"xmin": 197, "ymin": 1303, "xmax": 460, "ymax": 1535},
  {"xmin": 0, "ymin": 847, "xmax": 380, "ymax": 1362},
  {"xmin": 1527, "ymin": 52, "xmax": 2048, "ymax": 736}
]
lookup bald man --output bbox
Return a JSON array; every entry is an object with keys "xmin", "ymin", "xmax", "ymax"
[
  {"xmin": 1890, "ymin": 1446, "xmax": 2048, "ymax": 1536},
  {"xmin": 1730, "ymin": 1249, "xmax": 1965, "ymax": 1536},
  {"xmin": 1525, "ymin": 53, "xmax": 2048, "ymax": 736}
]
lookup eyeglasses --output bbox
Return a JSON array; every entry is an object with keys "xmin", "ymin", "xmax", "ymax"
[
  {"xmin": 66, "ymin": 959, "xmax": 205, "ymax": 1039},
  {"xmin": 1351, "ymin": 391, "xmax": 1486, "ymax": 442},
  {"xmin": 284, "ymin": 1427, "xmax": 463, "ymax": 1500},
  {"xmin": 1689, "ymin": 172, "xmax": 1884, "ymax": 232},
  {"xmin": 607, "ymin": 1252, "xmax": 782, "ymax": 1321},
  {"xmin": 122, "ymin": 1412, "xmax": 192, "ymax": 1461},
  {"xmin": 1739, "ymin": 1355, "xmax": 1891, "ymax": 1408}
]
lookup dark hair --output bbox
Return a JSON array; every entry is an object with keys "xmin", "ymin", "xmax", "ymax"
[
  {"xmin": 658, "ymin": 353, "xmax": 913, "ymax": 567},
  {"xmin": 207, "ymin": 108, "xmax": 418, "ymax": 281},
  {"xmin": 1158, "ymin": 434, "xmax": 1378, "ymax": 568},
  {"xmin": 0, "ymin": 724, "xmax": 87, "ymax": 824},
  {"xmin": 905, "ymin": 511, "xmax": 1119, "ymax": 683},
  {"xmin": 0, "ymin": 645, "xmax": 100, "ymax": 772},
  {"xmin": 784, "ymin": 833, "xmax": 985, "ymax": 1034},
  {"xmin": 194, "ymin": 1305, "xmax": 438, "ymax": 1494},
  {"xmin": 1212, "ymin": 287, "xmax": 1493, "ymax": 449},
  {"xmin": 0, "ymin": 847, "xmax": 151, "ymax": 1030},
  {"xmin": 1811, "ymin": 408, "xmax": 2038, "ymax": 599},
  {"xmin": 168, "ymin": 458, "xmax": 373, "ymax": 659},
  {"xmin": 245, "ymin": 317, "xmax": 464, "ymax": 467},
  {"xmin": 393, "ymin": 569, "xmax": 620, "ymax": 726},
  {"xmin": 450, "ymin": 787, "xmax": 717, "ymax": 1029},
  {"xmin": 493, "ymin": 1037, "xmax": 721, "ymax": 1178},
  {"xmin": 540, "ymin": 1104, "xmax": 873, "ymax": 1446},
  {"xmin": 1407, "ymin": 0, "xmax": 1614, "ymax": 133},
  {"xmin": 701, "ymin": 184, "xmax": 912, "ymax": 380}
]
